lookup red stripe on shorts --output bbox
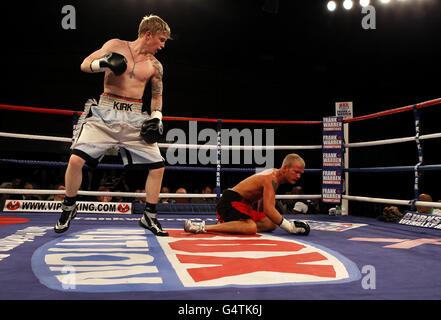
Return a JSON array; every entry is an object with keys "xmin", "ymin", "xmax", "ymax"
[{"xmin": 231, "ymin": 201, "xmax": 266, "ymax": 222}]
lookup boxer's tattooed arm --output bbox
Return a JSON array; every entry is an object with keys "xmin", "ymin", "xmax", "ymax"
[
  {"xmin": 272, "ymin": 180, "xmax": 278, "ymax": 192},
  {"xmin": 151, "ymin": 59, "xmax": 163, "ymax": 112},
  {"xmin": 151, "ymin": 60, "xmax": 163, "ymax": 96}
]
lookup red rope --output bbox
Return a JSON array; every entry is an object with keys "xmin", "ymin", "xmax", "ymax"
[
  {"xmin": 222, "ymin": 119, "xmax": 321, "ymax": 125},
  {"xmin": 0, "ymin": 104, "xmax": 81, "ymax": 116},
  {"xmin": 2, "ymin": 97, "xmax": 441, "ymax": 124},
  {"xmin": 166, "ymin": 116, "xmax": 321, "ymax": 125},
  {"xmin": 345, "ymin": 97, "xmax": 441, "ymax": 123},
  {"xmin": 0, "ymin": 103, "xmax": 321, "ymax": 125}
]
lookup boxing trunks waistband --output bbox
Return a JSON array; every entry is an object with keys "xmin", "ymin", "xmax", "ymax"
[
  {"xmin": 98, "ymin": 92, "xmax": 143, "ymax": 113},
  {"xmin": 220, "ymin": 189, "xmax": 243, "ymax": 202},
  {"xmin": 216, "ymin": 189, "xmax": 266, "ymax": 222}
]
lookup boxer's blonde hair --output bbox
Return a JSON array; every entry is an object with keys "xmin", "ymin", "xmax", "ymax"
[
  {"xmin": 138, "ymin": 14, "xmax": 171, "ymax": 39},
  {"xmin": 281, "ymin": 153, "xmax": 305, "ymax": 168}
]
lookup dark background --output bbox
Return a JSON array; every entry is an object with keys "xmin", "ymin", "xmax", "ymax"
[{"xmin": 1, "ymin": 0, "xmax": 440, "ymax": 214}]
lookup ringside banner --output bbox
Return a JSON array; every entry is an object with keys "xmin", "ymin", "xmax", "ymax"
[
  {"xmin": 399, "ymin": 211, "xmax": 441, "ymax": 230},
  {"xmin": 3, "ymin": 200, "xmax": 132, "ymax": 214},
  {"xmin": 322, "ymin": 116, "xmax": 343, "ymax": 204}
]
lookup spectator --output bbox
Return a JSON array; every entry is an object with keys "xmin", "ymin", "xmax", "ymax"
[
  {"xmin": 11, "ymin": 178, "xmax": 22, "ymax": 189},
  {"xmin": 23, "ymin": 182, "xmax": 41, "ymax": 200},
  {"xmin": 202, "ymin": 186, "xmax": 213, "ymax": 194},
  {"xmin": 201, "ymin": 185, "xmax": 216, "ymax": 203},
  {"xmin": 0, "ymin": 181, "xmax": 13, "ymax": 210},
  {"xmin": 133, "ymin": 189, "xmax": 147, "ymax": 204},
  {"xmin": 175, "ymin": 187, "xmax": 189, "ymax": 204},
  {"xmin": 416, "ymin": 193, "xmax": 433, "ymax": 214},
  {"xmin": 275, "ymin": 186, "xmax": 316, "ymax": 215},
  {"xmin": 378, "ymin": 205, "xmax": 403, "ymax": 223},
  {"xmin": 0, "ymin": 178, "xmax": 27, "ymax": 207},
  {"xmin": 379, "ymin": 193, "xmax": 436, "ymax": 222},
  {"xmin": 96, "ymin": 185, "xmax": 113, "ymax": 202},
  {"xmin": 131, "ymin": 188, "xmax": 146, "ymax": 214},
  {"xmin": 159, "ymin": 186, "xmax": 174, "ymax": 204},
  {"xmin": 47, "ymin": 184, "xmax": 66, "ymax": 201},
  {"xmin": 112, "ymin": 192, "xmax": 125, "ymax": 202},
  {"xmin": 191, "ymin": 185, "xmax": 215, "ymax": 204}
]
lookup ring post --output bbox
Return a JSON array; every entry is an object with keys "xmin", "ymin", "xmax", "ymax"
[
  {"xmin": 322, "ymin": 116, "xmax": 344, "ymax": 212},
  {"xmin": 335, "ymin": 102, "xmax": 353, "ymax": 215},
  {"xmin": 215, "ymin": 119, "xmax": 223, "ymax": 200},
  {"xmin": 412, "ymin": 104, "xmax": 423, "ymax": 209}
]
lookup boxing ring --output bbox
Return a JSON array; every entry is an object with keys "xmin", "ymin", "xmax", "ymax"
[{"xmin": 1, "ymin": 98, "xmax": 441, "ymax": 302}]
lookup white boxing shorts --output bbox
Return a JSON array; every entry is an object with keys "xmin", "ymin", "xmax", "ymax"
[{"xmin": 71, "ymin": 92, "xmax": 165, "ymax": 169}]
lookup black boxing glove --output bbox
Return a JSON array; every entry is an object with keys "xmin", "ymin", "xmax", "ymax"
[
  {"xmin": 90, "ymin": 52, "xmax": 127, "ymax": 76},
  {"xmin": 140, "ymin": 111, "xmax": 164, "ymax": 144}
]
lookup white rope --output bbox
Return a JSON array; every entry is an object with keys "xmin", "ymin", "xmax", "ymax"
[
  {"xmin": 0, "ymin": 132, "xmax": 71, "ymax": 143},
  {"xmin": 0, "ymin": 189, "xmax": 214, "ymax": 198},
  {"xmin": 0, "ymin": 188, "xmax": 321, "ymax": 200},
  {"xmin": 346, "ymin": 132, "xmax": 441, "ymax": 148},
  {"xmin": 5, "ymin": 130, "xmax": 441, "ymax": 150},
  {"xmin": 0, "ymin": 131, "xmax": 321, "ymax": 150},
  {"xmin": 160, "ymin": 143, "xmax": 322, "ymax": 150},
  {"xmin": 5, "ymin": 188, "xmax": 441, "ymax": 208},
  {"xmin": 343, "ymin": 195, "xmax": 441, "ymax": 209},
  {"xmin": 275, "ymin": 195, "xmax": 322, "ymax": 200}
]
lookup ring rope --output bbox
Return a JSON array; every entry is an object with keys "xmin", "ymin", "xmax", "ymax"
[
  {"xmin": 343, "ymin": 195, "xmax": 441, "ymax": 209},
  {"xmin": 0, "ymin": 103, "xmax": 82, "ymax": 116},
  {"xmin": 0, "ymin": 159, "xmax": 323, "ymax": 173},
  {"xmin": 3, "ymin": 98, "xmax": 441, "ymax": 215},
  {"xmin": 0, "ymin": 132, "xmax": 71, "ymax": 143},
  {"xmin": 0, "ymin": 188, "xmax": 321, "ymax": 200},
  {"xmin": 344, "ymin": 97, "xmax": 441, "ymax": 123},
  {"xmin": 2, "ymin": 187, "xmax": 440, "ymax": 208},
  {"xmin": 5, "ymin": 131, "xmax": 441, "ymax": 150},
  {"xmin": 159, "ymin": 143, "xmax": 322, "ymax": 151},
  {"xmin": 0, "ymin": 132, "xmax": 322, "ymax": 150},
  {"xmin": 345, "ymin": 132, "xmax": 441, "ymax": 148},
  {"xmin": 0, "ymin": 103, "xmax": 321, "ymax": 125},
  {"xmin": 346, "ymin": 164, "xmax": 441, "ymax": 173},
  {"xmin": 3, "ymin": 97, "xmax": 441, "ymax": 124}
]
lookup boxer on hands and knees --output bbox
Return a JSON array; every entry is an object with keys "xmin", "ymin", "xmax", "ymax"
[
  {"xmin": 184, "ymin": 153, "xmax": 310, "ymax": 235},
  {"xmin": 55, "ymin": 15, "xmax": 171, "ymax": 236}
]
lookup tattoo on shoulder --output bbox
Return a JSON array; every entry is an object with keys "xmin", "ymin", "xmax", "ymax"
[
  {"xmin": 151, "ymin": 58, "xmax": 163, "ymax": 98},
  {"xmin": 272, "ymin": 180, "xmax": 278, "ymax": 192},
  {"xmin": 151, "ymin": 78, "xmax": 163, "ymax": 97},
  {"xmin": 152, "ymin": 59, "xmax": 163, "ymax": 79}
]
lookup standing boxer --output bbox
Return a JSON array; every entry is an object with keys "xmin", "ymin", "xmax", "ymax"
[{"xmin": 55, "ymin": 15, "xmax": 171, "ymax": 236}]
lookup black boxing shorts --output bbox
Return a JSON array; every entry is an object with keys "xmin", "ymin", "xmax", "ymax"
[{"xmin": 216, "ymin": 189, "xmax": 266, "ymax": 223}]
